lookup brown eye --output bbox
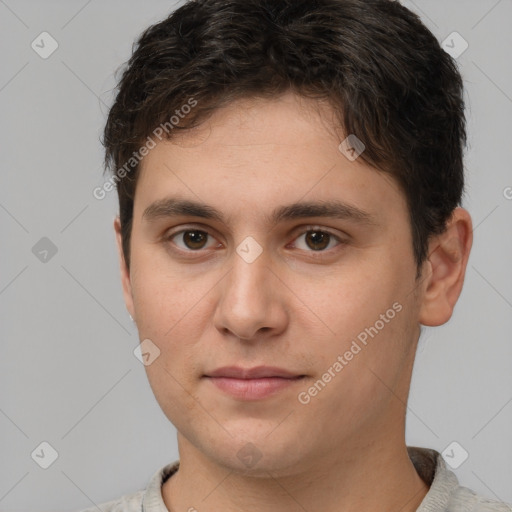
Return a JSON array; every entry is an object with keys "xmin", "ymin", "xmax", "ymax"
[
  {"xmin": 292, "ymin": 229, "xmax": 341, "ymax": 252},
  {"xmin": 171, "ymin": 230, "xmax": 215, "ymax": 251},
  {"xmin": 182, "ymin": 231, "xmax": 208, "ymax": 249},
  {"xmin": 304, "ymin": 231, "xmax": 331, "ymax": 251}
]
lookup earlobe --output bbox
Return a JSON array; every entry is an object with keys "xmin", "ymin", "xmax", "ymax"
[
  {"xmin": 114, "ymin": 217, "xmax": 136, "ymax": 320},
  {"xmin": 418, "ymin": 207, "xmax": 473, "ymax": 326}
]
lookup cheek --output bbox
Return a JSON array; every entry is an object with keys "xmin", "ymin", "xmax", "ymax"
[
  {"xmin": 298, "ymin": 262, "xmax": 417, "ymax": 383},
  {"xmin": 129, "ymin": 257, "xmax": 216, "ymax": 380},
  {"xmin": 300, "ymin": 263, "xmax": 405, "ymax": 340},
  {"xmin": 295, "ymin": 301, "xmax": 417, "ymax": 437},
  {"xmin": 130, "ymin": 253, "xmax": 204, "ymax": 339}
]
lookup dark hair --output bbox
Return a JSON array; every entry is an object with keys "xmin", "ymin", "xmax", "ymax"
[{"xmin": 103, "ymin": 0, "xmax": 466, "ymax": 273}]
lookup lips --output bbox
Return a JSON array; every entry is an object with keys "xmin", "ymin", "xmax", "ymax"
[
  {"xmin": 204, "ymin": 366, "xmax": 306, "ymax": 400},
  {"xmin": 205, "ymin": 366, "xmax": 302, "ymax": 379}
]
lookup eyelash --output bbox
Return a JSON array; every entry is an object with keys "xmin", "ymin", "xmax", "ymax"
[{"xmin": 163, "ymin": 225, "xmax": 346, "ymax": 257}]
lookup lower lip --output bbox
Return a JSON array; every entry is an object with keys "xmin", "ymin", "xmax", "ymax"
[{"xmin": 206, "ymin": 376, "xmax": 304, "ymax": 400}]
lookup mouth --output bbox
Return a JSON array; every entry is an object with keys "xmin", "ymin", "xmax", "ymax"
[{"xmin": 203, "ymin": 366, "xmax": 306, "ymax": 400}]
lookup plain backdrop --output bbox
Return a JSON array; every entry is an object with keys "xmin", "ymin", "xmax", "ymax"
[{"xmin": 0, "ymin": 1, "xmax": 511, "ymax": 510}]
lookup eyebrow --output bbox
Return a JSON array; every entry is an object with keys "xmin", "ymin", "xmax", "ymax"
[{"xmin": 142, "ymin": 198, "xmax": 378, "ymax": 227}]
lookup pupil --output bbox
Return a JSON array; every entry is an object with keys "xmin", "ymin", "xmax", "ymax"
[{"xmin": 306, "ymin": 231, "xmax": 329, "ymax": 250}]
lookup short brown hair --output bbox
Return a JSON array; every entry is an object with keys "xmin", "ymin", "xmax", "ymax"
[{"xmin": 103, "ymin": 0, "xmax": 466, "ymax": 272}]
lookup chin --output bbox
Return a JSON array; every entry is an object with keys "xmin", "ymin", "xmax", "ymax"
[
  {"xmin": 204, "ymin": 432, "xmax": 310, "ymax": 477},
  {"xmin": 170, "ymin": 402, "xmax": 317, "ymax": 476}
]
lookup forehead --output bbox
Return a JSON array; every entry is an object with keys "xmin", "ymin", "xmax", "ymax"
[
  {"xmin": 145, "ymin": 94, "xmax": 341, "ymax": 170},
  {"xmin": 134, "ymin": 93, "xmax": 405, "ymax": 227}
]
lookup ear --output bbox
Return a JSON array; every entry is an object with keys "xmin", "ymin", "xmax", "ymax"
[
  {"xmin": 114, "ymin": 216, "xmax": 136, "ymax": 320},
  {"xmin": 418, "ymin": 207, "xmax": 473, "ymax": 326}
]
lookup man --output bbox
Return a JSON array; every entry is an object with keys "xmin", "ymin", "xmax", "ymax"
[{"xmin": 84, "ymin": 0, "xmax": 511, "ymax": 510}]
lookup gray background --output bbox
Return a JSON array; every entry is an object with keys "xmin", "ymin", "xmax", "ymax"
[{"xmin": 0, "ymin": 1, "xmax": 511, "ymax": 510}]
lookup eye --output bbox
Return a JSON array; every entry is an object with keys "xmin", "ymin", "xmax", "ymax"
[
  {"xmin": 168, "ymin": 229, "xmax": 220, "ymax": 251},
  {"xmin": 292, "ymin": 229, "xmax": 342, "ymax": 252},
  {"xmin": 164, "ymin": 226, "xmax": 344, "ymax": 255}
]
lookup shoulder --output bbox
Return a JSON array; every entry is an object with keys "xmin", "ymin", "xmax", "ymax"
[
  {"xmin": 77, "ymin": 489, "xmax": 145, "ymax": 512},
  {"xmin": 75, "ymin": 461, "xmax": 179, "ymax": 512},
  {"xmin": 407, "ymin": 447, "xmax": 511, "ymax": 512},
  {"xmin": 448, "ymin": 486, "xmax": 512, "ymax": 512}
]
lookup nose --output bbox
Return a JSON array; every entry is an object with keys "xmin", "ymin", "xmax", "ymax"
[{"xmin": 213, "ymin": 251, "xmax": 288, "ymax": 342}]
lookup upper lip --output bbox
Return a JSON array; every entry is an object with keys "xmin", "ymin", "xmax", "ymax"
[{"xmin": 205, "ymin": 366, "xmax": 302, "ymax": 379}]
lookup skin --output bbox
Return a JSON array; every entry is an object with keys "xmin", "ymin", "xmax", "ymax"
[{"xmin": 115, "ymin": 92, "xmax": 473, "ymax": 512}]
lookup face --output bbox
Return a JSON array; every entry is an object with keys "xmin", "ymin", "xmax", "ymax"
[{"xmin": 119, "ymin": 93, "xmax": 428, "ymax": 475}]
